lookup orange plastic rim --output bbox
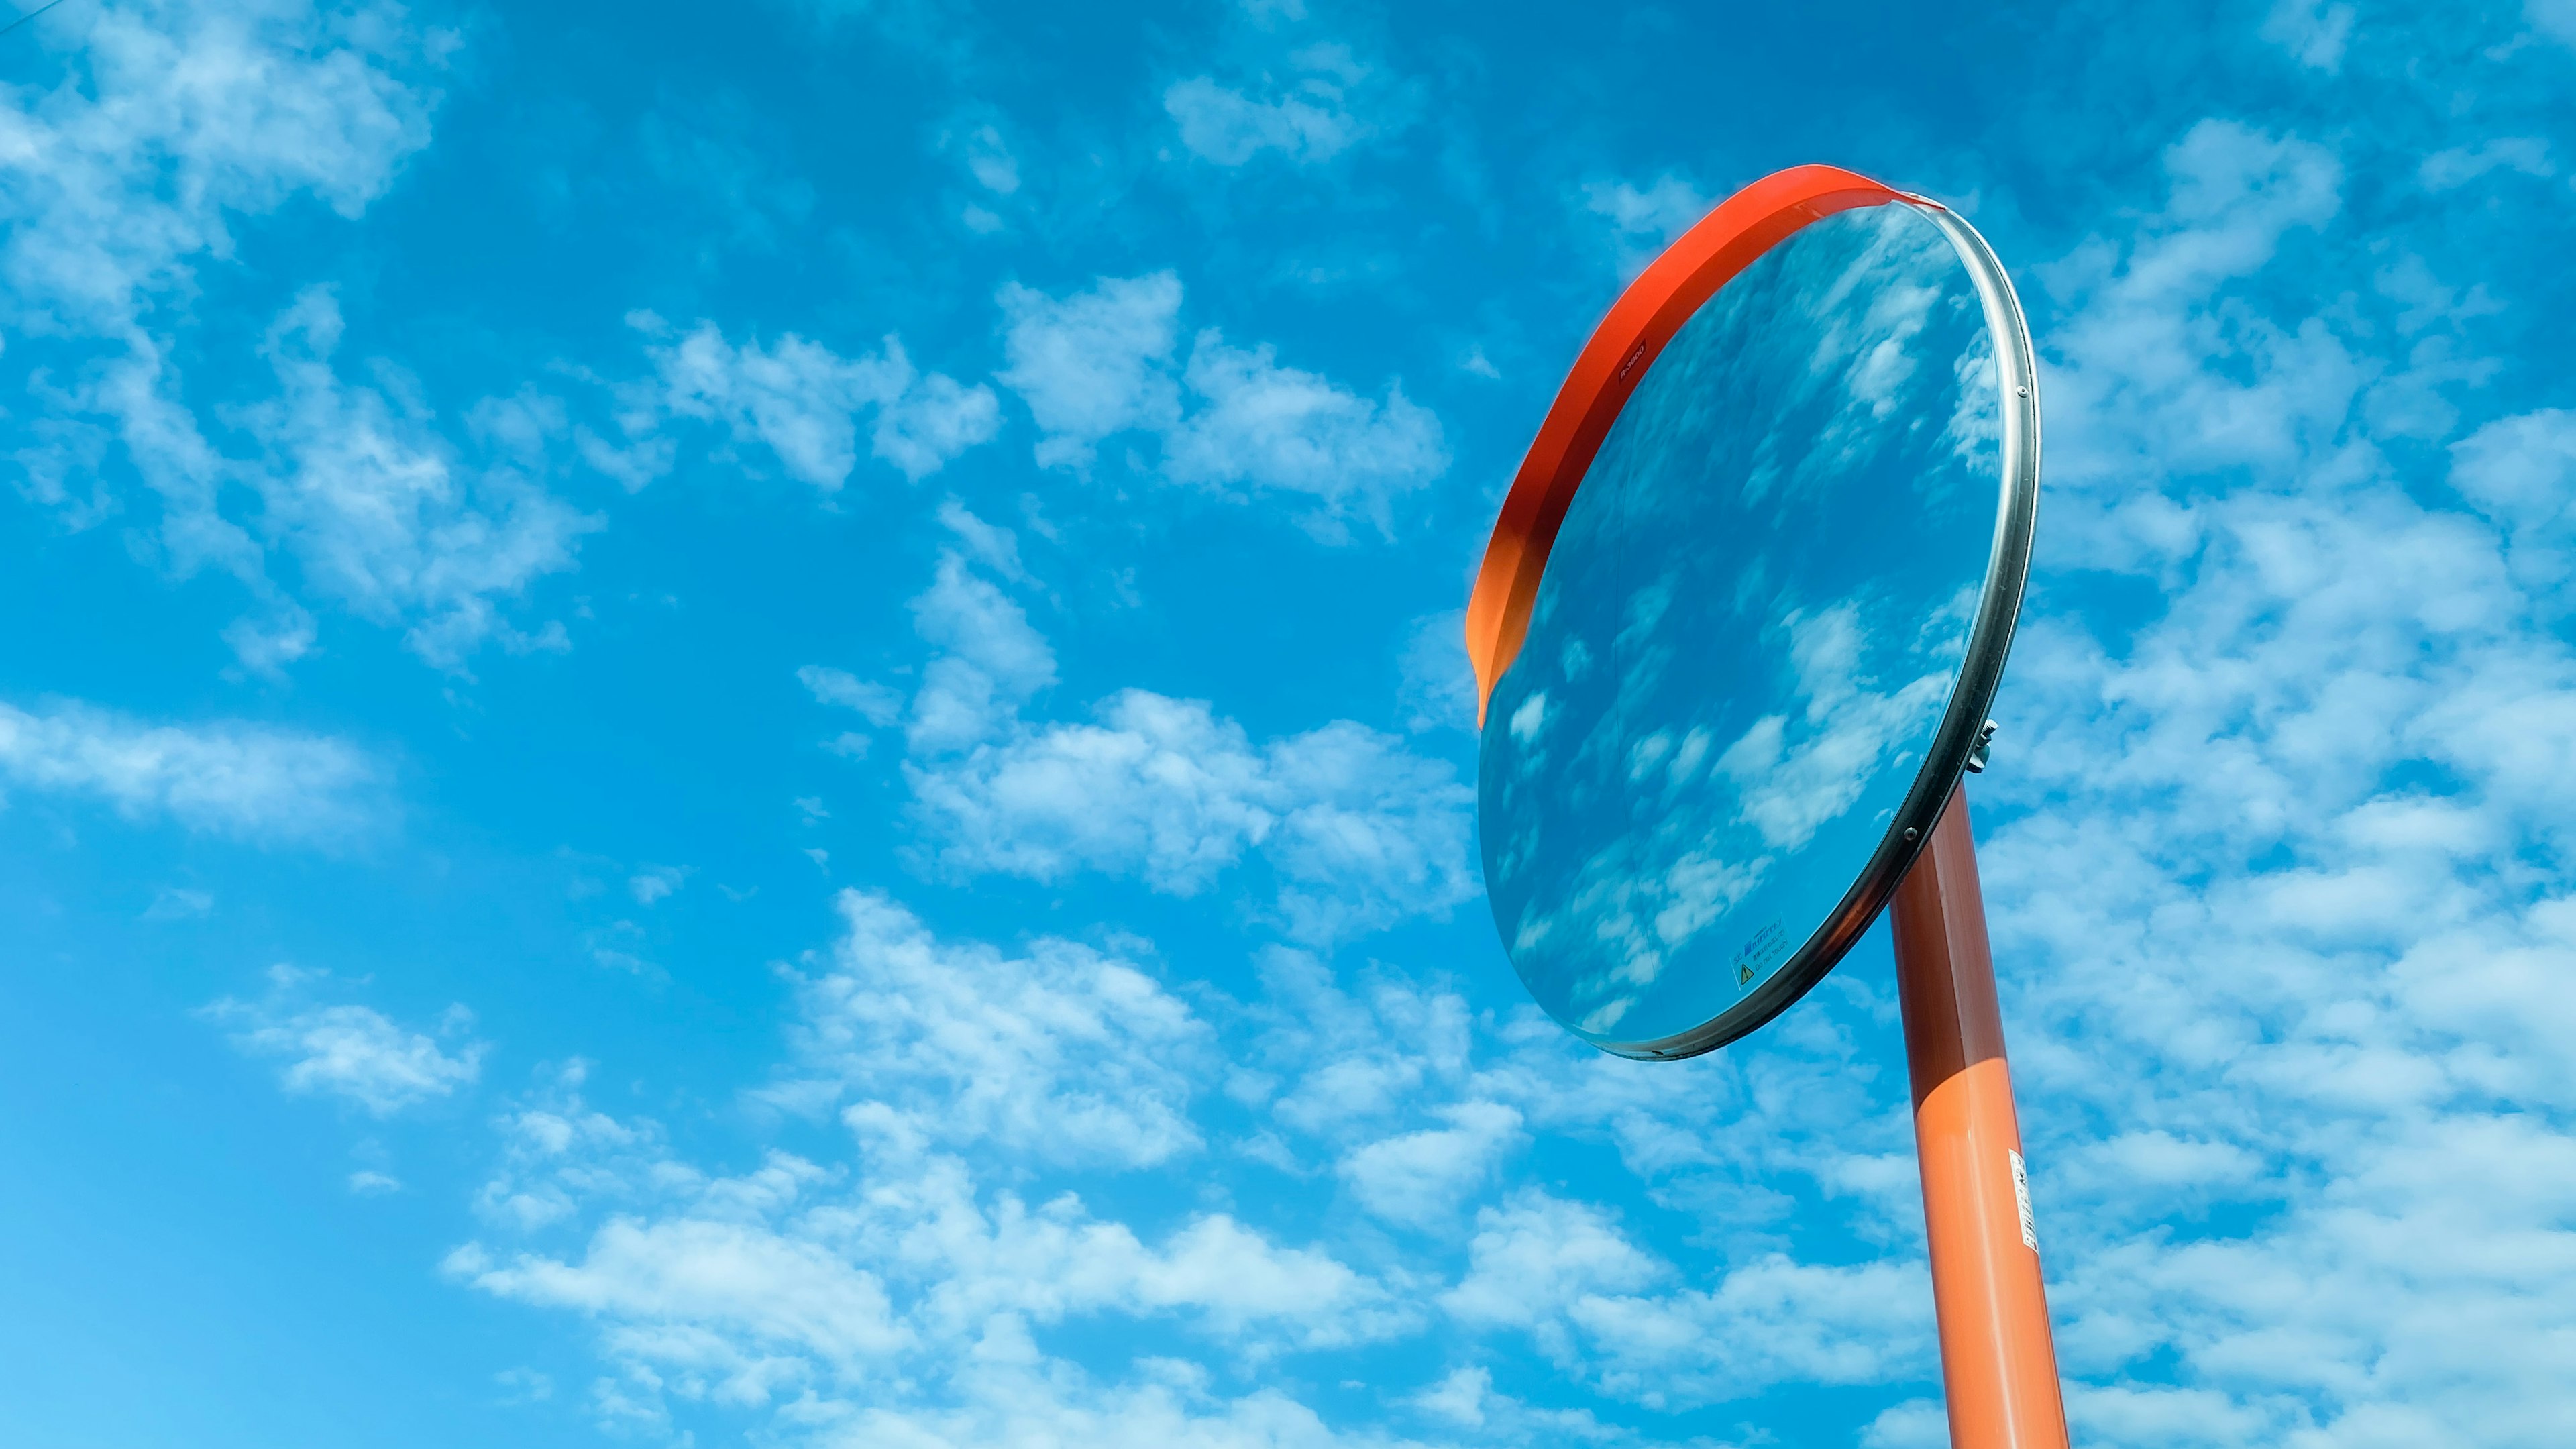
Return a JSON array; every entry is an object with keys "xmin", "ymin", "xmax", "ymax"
[{"xmin": 1464, "ymin": 164, "xmax": 1919, "ymax": 725}]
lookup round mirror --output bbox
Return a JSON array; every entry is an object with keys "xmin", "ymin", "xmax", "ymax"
[{"xmin": 1468, "ymin": 168, "xmax": 2039, "ymax": 1059}]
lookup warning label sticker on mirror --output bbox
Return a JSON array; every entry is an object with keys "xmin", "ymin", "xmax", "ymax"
[{"xmin": 1729, "ymin": 919, "xmax": 1789, "ymax": 989}]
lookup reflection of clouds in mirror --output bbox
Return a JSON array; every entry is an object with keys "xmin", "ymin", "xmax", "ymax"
[
  {"xmin": 1717, "ymin": 602, "xmax": 1953, "ymax": 853},
  {"xmin": 1479, "ymin": 203, "xmax": 2000, "ymax": 1046},
  {"xmin": 1801, "ymin": 217, "xmax": 1953, "ymax": 482},
  {"xmin": 1945, "ymin": 329, "xmax": 2003, "ymax": 468},
  {"xmin": 1713, "ymin": 209, "xmax": 1970, "ymax": 512}
]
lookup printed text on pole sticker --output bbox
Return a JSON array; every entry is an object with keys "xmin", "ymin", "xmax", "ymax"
[{"xmin": 2008, "ymin": 1150, "xmax": 2038, "ymax": 1251}]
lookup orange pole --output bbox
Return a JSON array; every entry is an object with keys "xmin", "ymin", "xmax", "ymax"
[{"xmin": 1889, "ymin": 784, "xmax": 2070, "ymax": 1448}]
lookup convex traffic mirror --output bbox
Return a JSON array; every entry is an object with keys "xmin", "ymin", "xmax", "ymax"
[{"xmin": 1468, "ymin": 168, "xmax": 2039, "ymax": 1060}]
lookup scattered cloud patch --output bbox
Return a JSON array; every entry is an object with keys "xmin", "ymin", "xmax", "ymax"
[
  {"xmin": 2037, "ymin": 119, "xmax": 2344, "ymax": 513},
  {"xmin": 798, "ymin": 666, "xmax": 904, "ymax": 726},
  {"xmin": 605, "ymin": 315, "xmax": 999, "ymax": 491},
  {"xmin": 2260, "ymin": 0, "xmax": 2355, "ymax": 71},
  {"xmin": 1397, "ymin": 609, "xmax": 1476, "ymax": 733},
  {"xmin": 905, "ymin": 551, "xmax": 1059, "ymax": 753},
  {"xmin": 1338, "ymin": 1100, "xmax": 1523, "ymax": 1228},
  {"xmin": 1160, "ymin": 334, "xmax": 1445, "ymax": 542},
  {"xmin": 0, "ymin": 2, "xmax": 614, "ymax": 673},
  {"xmin": 960, "ymin": 123, "xmax": 1020, "ymax": 195},
  {"xmin": 995, "ymin": 272, "xmax": 1185, "ymax": 470},
  {"xmin": 0, "ymin": 696, "xmax": 379, "ymax": 841},
  {"xmin": 450, "ymin": 901, "xmax": 1422, "ymax": 1427},
  {"xmin": 995, "ymin": 273, "xmax": 1446, "ymax": 538},
  {"xmin": 1165, "ymin": 80, "xmax": 1348, "ymax": 167},
  {"xmin": 1444, "ymin": 1192, "xmax": 1929, "ymax": 1402},
  {"xmin": 2526, "ymin": 0, "xmax": 2576, "ymax": 50},
  {"xmin": 450, "ymin": 1214, "xmax": 911, "ymax": 1375},
  {"xmin": 627, "ymin": 866, "xmax": 689, "ymax": 906},
  {"xmin": 207, "ymin": 966, "xmax": 484, "ymax": 1116},
  {"xmin": 780, "ymin": 889, "xmax": 1212, "ymax": 1168},
  {"xmin": 1163, "ymin": 44, "xmax": 1387, "ymax": 167},
  {"xmin": 2418, "ymin": 136, "xmax": 2553, "ymax": 191},
  {"xmin": 144, "ymin": 885, "xmax": 216, "ymax": 920},
  {"xmin": 1580, "ymin": 174, "xmax": 1713, "ymax": 276},
  {"xmin": 493, "ymin": 1367, "xmax": 554, "ymax": 1405},
  {"xmin": 235, "ymin": 288, "xmax": 601, "ymax": 671},
  {"xmin": 873, "ymin": 523, "xmax": 1472, "ymax": 941}
]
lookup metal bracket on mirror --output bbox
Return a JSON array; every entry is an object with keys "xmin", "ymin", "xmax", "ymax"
[{"xmin": 1964, "ymin": 720, "xmax": 1998, "ymax": 775}]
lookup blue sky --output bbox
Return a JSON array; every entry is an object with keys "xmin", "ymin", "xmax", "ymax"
[{"xmin": 1, "ymin": 1, "xmax": 2572, "ymax": 1445}]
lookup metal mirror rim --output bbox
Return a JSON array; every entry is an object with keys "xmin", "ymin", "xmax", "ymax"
[{"xmin": 1468, "ymin": 174, "xmax": 2043, "ymax": 1061}]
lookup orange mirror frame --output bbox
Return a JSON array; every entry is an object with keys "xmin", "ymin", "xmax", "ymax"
[{"xmin": 1464, "ymin": 164, "xmax": 1921, "ymax": 726}]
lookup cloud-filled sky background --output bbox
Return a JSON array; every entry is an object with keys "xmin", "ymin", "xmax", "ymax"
[{"xmin": 3, "ymin": 1, "xmax": 2573, "ymax": 1445}]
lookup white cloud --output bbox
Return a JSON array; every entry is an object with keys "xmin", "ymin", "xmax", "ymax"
[
  {"xmin": 2449, "ymin": 408, "xmax": 2576, "ymax": 588},
  {"xmin": 872, "ymin": 539, "xmax": 1471, "ymax": 943},
  {"xmin": 1165, "ymin": 78, "xmax": 1355, "ymax": 167},
  {"xmin": 961, "ymin": 123, "xmax": 1019, "ymax": 195},
  {"xmin": 612, "ymin": 315, "xmax": 999, "ymax": 490},
  {"xmin": 934, "ymin": 497, "xmax": 1030, "ymax": 580},
  {"xmin": 905, "ymin": 551, "xmax": 1059, "ymax": 753},
  {"xmin": 0, "ymin": 3, "xmax": 602, "ymax": 672},
  {"xmin": 912, "ymin": 689, "xmax": 1270, "ymax": 890},
  {"xmin": 450, "ymin": 898, "xmax": 1419, "ymax": 1430},
  {"xmin": 208, "ymin": 965, "xmax": 484, "ymax": 1116},
  {"xmin": 237, "ymin": 288, "xmax": 601, "ymax": 670},
  {"xmin": 994, "ymin": 272, "xmax": 1447, "ymax": 537},
  {"xmin": 910, "ymin": 688, "xmax": 1474, "ymax": 943},
  {"xmin": 2260, "ymin": 0, "xmax": 2354, "ymax": 71},
  {"xmin": 1441, "ymin": 1192, "xmax": 1930, "ymax": 1405},
  {"xmin": 451, "ymin": 1216, "xmax": 911, "ymax": 1377},
  {"xmin": 1566, "ymin": 1254, "xmax": 1932, "ymax": 1405},
  {"xmin": 2418, "ymin": 136, "xmax": 2553, "ymax": 191},
  {"xmin": 475, "ymin": 1061, "xmax": 665, "ymax": 1232},
  {"xmin": 1410, "ymin": 1364, "xmax": 1491, "ymax": 1426},
  {"xmin": 492, "ymin": 1366, "xmax": 553, "ymax": 1404},
  {"xmin": 1396, "ymin": 609, "xmax": 1476, "ymax": 733},
  {"xmin": 1163, "ymin": 44, "xmax": 1381, "ymax": 167},
  {"xmin": 995, "ymin": 272, "xmax": 1185, "ymax": 469},
  {"xmin": 782, "ymin": 888, "xmax": 1211, "ymax": 1168},
  {"xmin": 1440, "ymin": 1193, "xmax": 1662, "ymax": 1332},
  {"xmin": 796, "ymin": 665, "xmax": 904, "ymax": 725},
  {"xmin": 1580, "ymin": 174, "xmax": 1713, "ymax": 276},
  {"xmin": 2528, "ymin": 0, "xmax": 2576, "ymax": 50},
  {"xmin": 0, "ymin": 696, "xmax": 378, "ymax": 840},
  {"xmin": 0, "ymin": 1, "xmax": 437, "ymax": 342},
  {"xmin": 1162, "ymin": 332, "xmax": 1447, "ymax": 541},
  {"xmin": 144, "ymin": 885, "xmax": 215, "ymax": 920},
  {"xmin": 1338, "ymin": 1100, "xmax": 1523, "ymax": 1228},
  {"xmin": 2038, "ymin": 119, "xmax": 2347, "ymax": 566},
  {"xmin": 1860, "ymin": 1397, "xmax": 1948, "ymax": 1449},
  {"xmin": 628, "ymin": 866, "xmax": 688, "ymax": 906}
]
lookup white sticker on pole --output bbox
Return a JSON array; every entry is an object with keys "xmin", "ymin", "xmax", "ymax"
[{"xmin": 2009, "ymin": 1150, "xmax": 2038, "ymax": 1252}]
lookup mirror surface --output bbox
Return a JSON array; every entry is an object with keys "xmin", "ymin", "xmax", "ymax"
[{"xmin": 1478, "ymin": 201, "xmax": 2005, "ymax": 1053}]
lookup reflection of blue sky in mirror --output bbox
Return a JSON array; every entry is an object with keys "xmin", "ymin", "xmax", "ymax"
[{"xmin": 1479, "ymin": 204, "xmax": 2000, "ymax": 1046}]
